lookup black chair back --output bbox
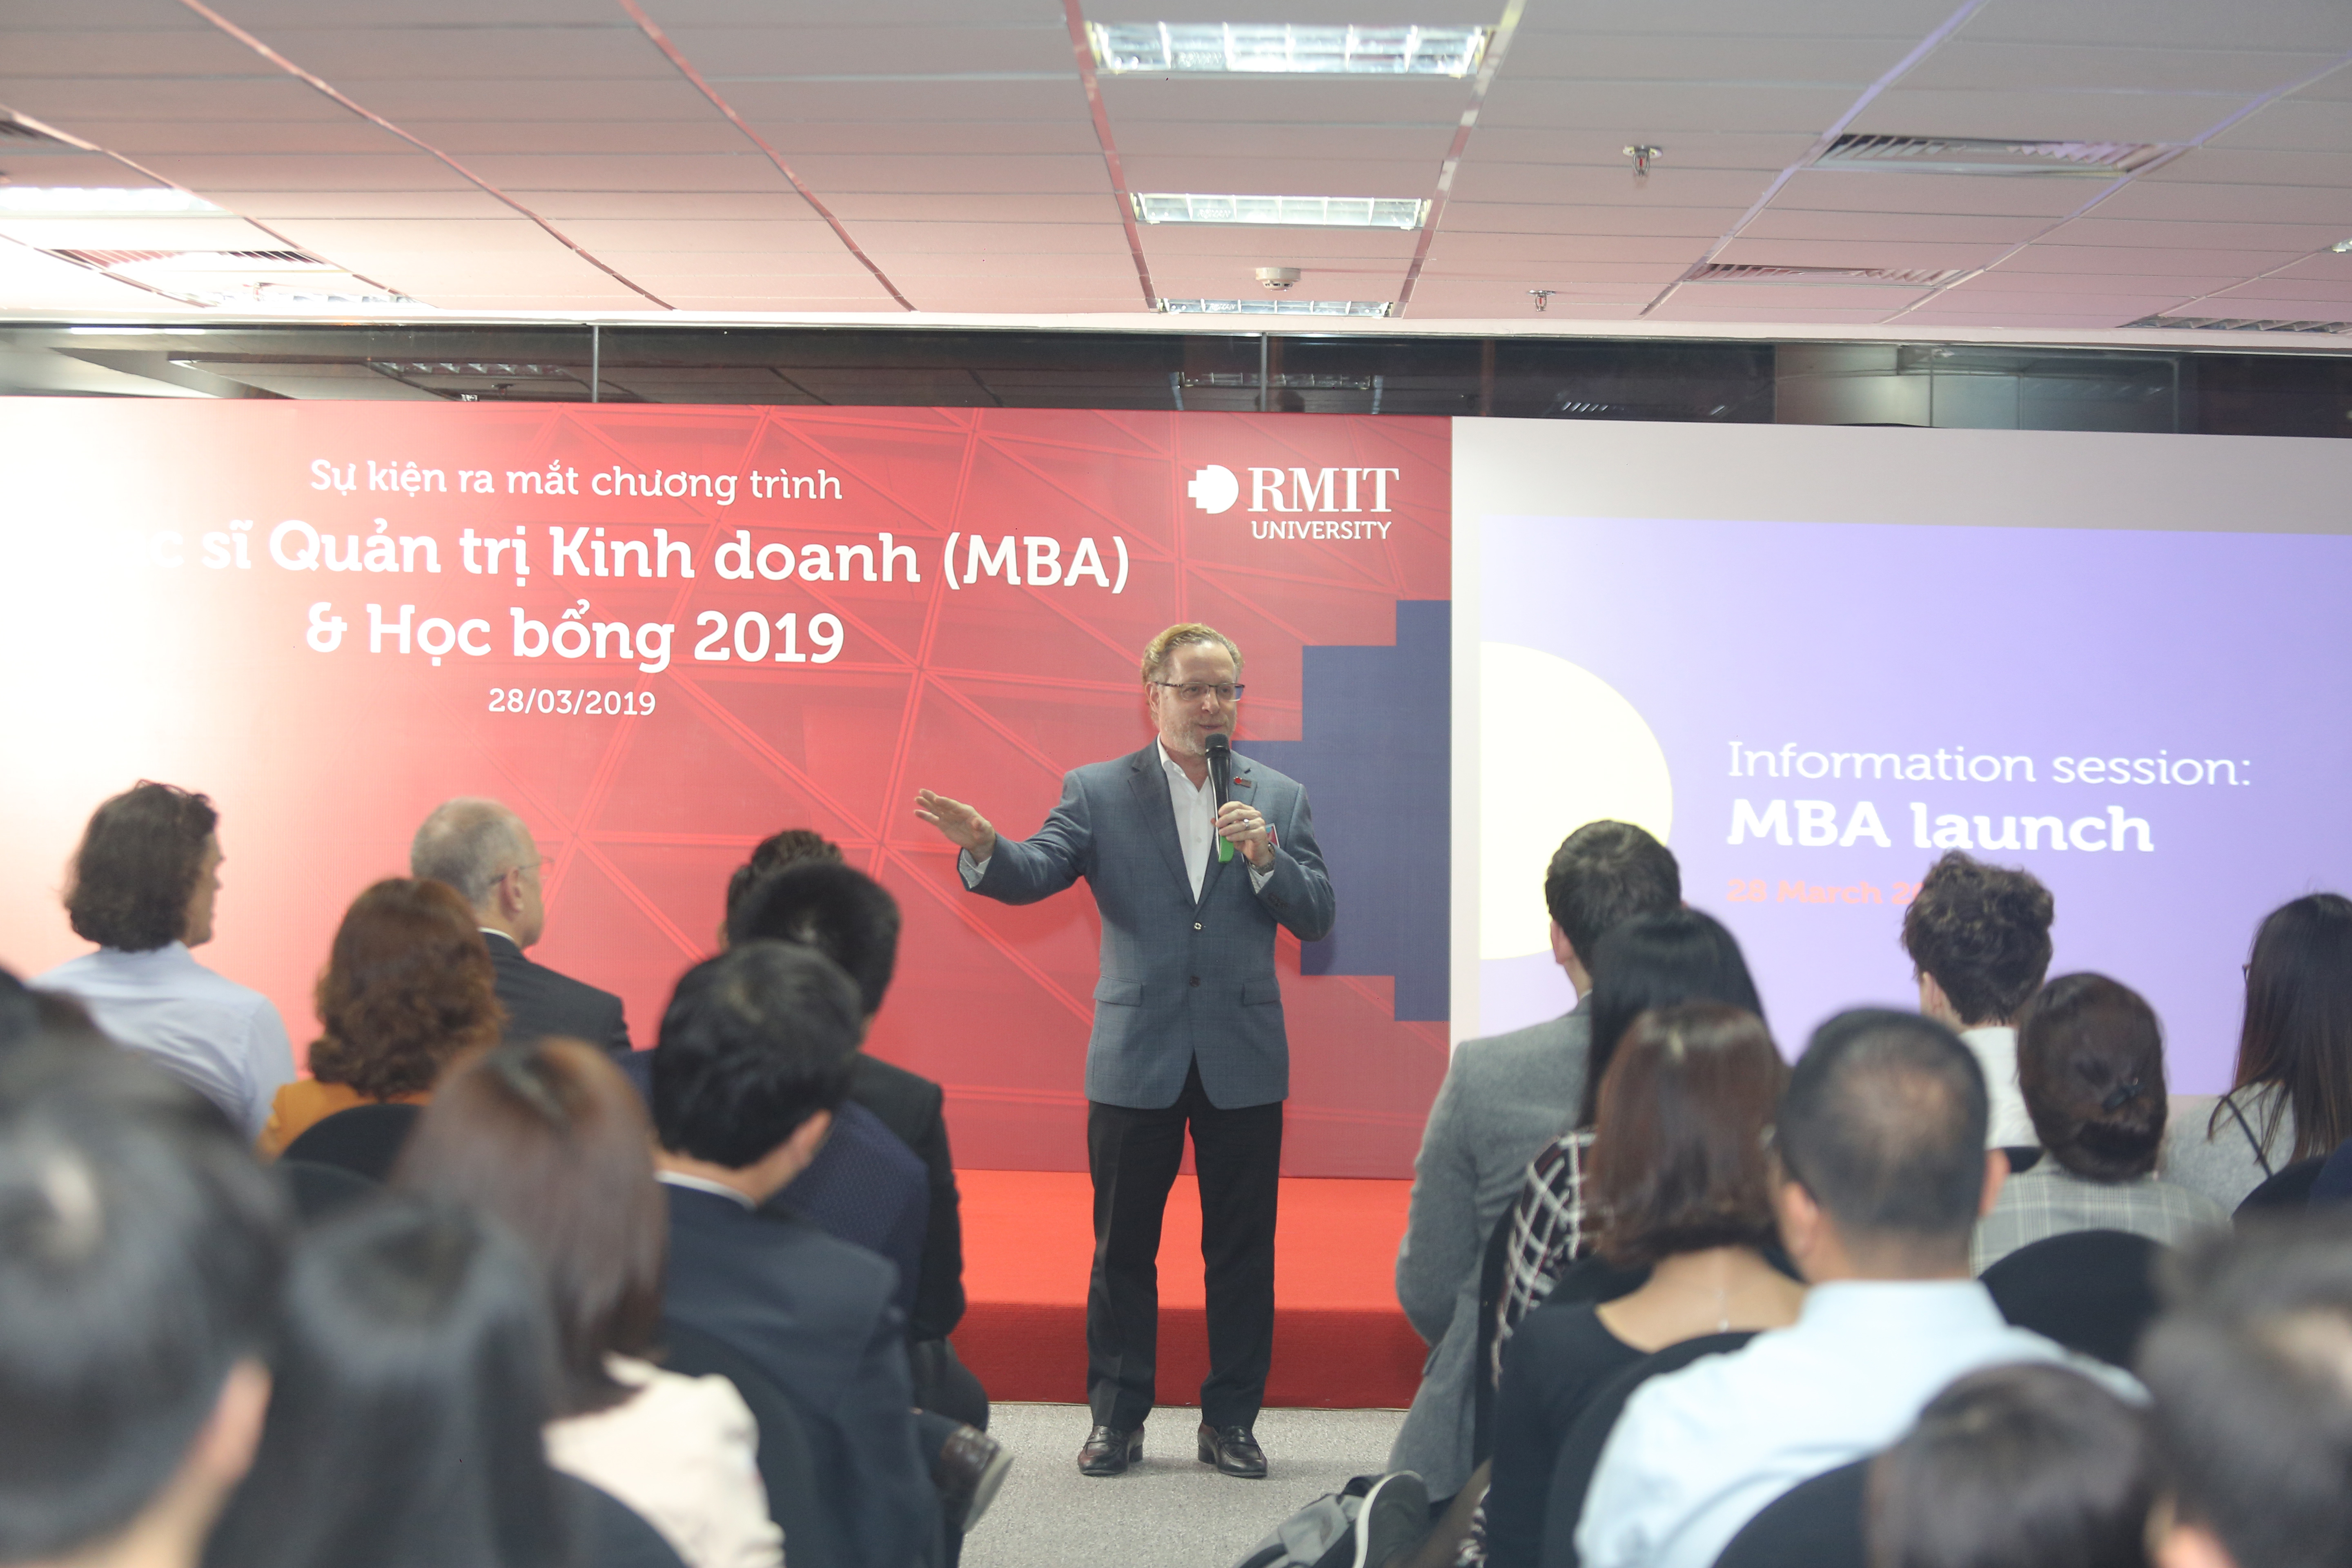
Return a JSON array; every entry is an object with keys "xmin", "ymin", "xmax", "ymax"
[
  {"xmin": 2238, "ymin": 1155, "xmax": 2325, "ymax": 1215},
  {"xmin": 658, "ymin": 1318, "xmax": 849, "ymax": 1568},
  {"xmin": 1538, "ymin": 1331, "xmax": 1757, "ymax": 1568},
  {"xmin": 277, "ymin": 1157, "xmax": 377, "ymax": 1223},
  {"xmin": 1980, "ymin": 1228, "xmax": 2163, "ymax": 1369},
  {"xmin": 1472, "ymin": 1204, "xmax": 1517, "ymax": 1466},
  {"xmin": 280, "ymin": 1102, "xmax": 423, "ymax": 1183},
  {"xmin": 1712, "ymin": 1458, "xmax": 1870, "ymax": 1568},
  {"xmin": 559, "ymin": 1474, "xmax": 689, "ymax": 1568}
]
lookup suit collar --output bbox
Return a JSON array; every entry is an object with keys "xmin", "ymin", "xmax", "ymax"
[{"xmin": 479, "ymin": 928, "xmax": 523, "ymax": 956}]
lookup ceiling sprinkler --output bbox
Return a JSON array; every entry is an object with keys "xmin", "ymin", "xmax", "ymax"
[
  {"xmin": 1255, "ymin": 266, "xmax": 1301, "ymax": 291},
  {"xmin": 1624, "ymin": 144, "xmax": 1664, "ymax": 178},
  {"xmin": 1529, "ymin": 289, "xmax": 1557, "ymax": 313}
]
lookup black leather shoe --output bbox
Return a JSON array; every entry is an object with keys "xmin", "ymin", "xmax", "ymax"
[
  {"xmin": 1196, "ymin": 1421, "xmax": 1268, "ymax": 1479},
  {"xmin": 1077, "ymin": 1423, "xmax": 1143, "ymax": 1477},
  {"xmin": 934, "ymin": 1423, "xmax": 1013, "ymax": 1532}
]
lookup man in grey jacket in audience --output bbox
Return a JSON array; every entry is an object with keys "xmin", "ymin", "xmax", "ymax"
[{"xmin": 1388, "ymin": 821, "xmax": 1681, "ymax": 1504}]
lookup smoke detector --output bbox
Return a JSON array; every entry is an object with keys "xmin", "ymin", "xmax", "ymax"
[{"xmin": 1255, "ymin": 266, "xmax": 1301, "ymax": 291}]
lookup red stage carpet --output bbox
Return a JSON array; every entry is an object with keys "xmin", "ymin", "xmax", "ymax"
[{"xmin": 952, "ymin": 1171, "xmax": 1425, "ymax": 1410}]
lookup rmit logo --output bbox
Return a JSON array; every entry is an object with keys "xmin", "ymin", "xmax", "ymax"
[
  {"xmin": 1187, "ymin": 464, "xmax": 1401, "ymax": 514},
  {"xmin": 1187, "ymin": 464, "xmax": 1240, "ymax": 514}
]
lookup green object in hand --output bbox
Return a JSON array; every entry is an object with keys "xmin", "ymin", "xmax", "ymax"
[{"xmin": 1217, "ymin": 834, "xmax": 1235, "ymax": 863}]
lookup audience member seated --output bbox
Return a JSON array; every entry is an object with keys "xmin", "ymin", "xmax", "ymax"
[
  {"xmin": 203, "ymin": 1195, "xmax": 575, "ymax": 1568},
  {"xmin": 0, "ymin": 1047, "xmax": 286, "ymax": 1568},
  {"xmin": 395, "ymin": 1038, "xmax": 781, "ymax": 1568},
  {"xmin": 410, "ymin": 796, "xmax": 630, "ymax": 1053},
  {"xmin": 728, "ymin": 855, "xmax": 985, "ymax": 1434},
  {"xmin": 2162, "ymin": 893, "xmax": 2352, "ymax": 1210},
  {"xmin": 36, "ymin": 781, "xmax": 294, "ymax": 1136},
  {"xmin": 1900, "ymin": 851, "xmax": 2056, "ymax": 1152},
  {"xmin": 1391, "ymin": 821, "xmax": 1680, "ymax": 1504},
  {"xmin": 256, "ymin": 878, "xmax": 504, "ymax": 1157},
  {"xmin": 2140, "ymin": 1212, "xmax": 2352, "ymax": 1568},
  {"xmin": 1482, "ymin": 1003, "xmax": 1800, "ymax": 1568},
  {"xmin": 1864, "ymin": 1363, "xmax": 2154, "ymax": 1568},
  {"xmin": 1493, "ymin": 908, "xmax": 1764, "ymax": 1367},
  {"xmin": 1576, "ymin": 1009, "xmax": 2132, "ymax": 1568},
  {"xmin": 1973, "ymin": 974, "xmax": 2227, "ymax": 1272},
  {"xmin": 719, "ymin": 826, "xmax": 842, "ymax": 945},
  {"xmin": 650, "ymin": 942, "xmax": 944, "ymax": 1568},
  {"xmin": 726, "ymin": 865, "xmax": 936, "ymax": 1336}
]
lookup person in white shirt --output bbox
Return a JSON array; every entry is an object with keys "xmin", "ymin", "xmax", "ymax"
[
  {"xmin": 36, "ymin": 782, "xmax": 294, "ymax": 1137},
  {"xmin": 1577, "ymin": 1009, "xmax": 2134, "ymax": 1568},
  {"xmin": 1900, "ymin": 851, "xmax": 2056, "ymax": 1151}
]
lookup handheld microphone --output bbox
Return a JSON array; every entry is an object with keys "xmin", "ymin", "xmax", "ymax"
[{"xmin": 1205, "ymin": 732, "xmax": 1236, "ymax": 864}]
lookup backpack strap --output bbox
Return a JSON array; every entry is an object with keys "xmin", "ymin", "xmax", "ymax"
[{"xmin": 2220, "ymin": 1091, "xmax": 2276, "ymax": 1177}]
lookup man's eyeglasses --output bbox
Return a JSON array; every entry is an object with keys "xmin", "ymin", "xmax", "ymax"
[
  {"xmin": 503, "ymin": 856, "xmax": 552, "ymax": 880},
  {"xmin": 1152, "ymin": 682, "xmax": 1245, "ymax": 703}
]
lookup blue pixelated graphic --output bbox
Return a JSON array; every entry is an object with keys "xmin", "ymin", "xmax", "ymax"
[{"xmin": 1243, "ymin": 599, "xmax": 1449, "ymax": 1021}]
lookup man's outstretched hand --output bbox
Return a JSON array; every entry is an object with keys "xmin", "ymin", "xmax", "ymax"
[{"xmin": 914, "ymin": 789, "xmax": 997, "ymax": 862}]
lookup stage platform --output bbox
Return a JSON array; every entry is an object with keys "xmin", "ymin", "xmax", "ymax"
[{"xmin": 952, "ymin": 1171, "xmax": 1425, "ymax": 1410}]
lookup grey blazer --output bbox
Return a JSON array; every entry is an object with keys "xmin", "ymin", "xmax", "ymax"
[
  {"xmin": 1388, "ymin": 1007, "xmax": 1590, "ymax": 1499},
  {"xmin": 970, "ymin": 741, "xmax": 1334, "ymax": 1110}
]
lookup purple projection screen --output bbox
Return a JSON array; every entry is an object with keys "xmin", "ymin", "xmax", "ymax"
[{"xmin": 1457, "ymin": 421, "xmax": 2352, "ymax": 1094}]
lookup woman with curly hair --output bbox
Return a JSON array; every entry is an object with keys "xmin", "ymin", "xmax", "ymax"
[{"xmin": 257, "ymin": 878, "xmax": 504, "ymax": 1156}]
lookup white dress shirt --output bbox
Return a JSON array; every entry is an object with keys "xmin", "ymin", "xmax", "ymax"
[
  {"xmin": 655, "ymin": 1169, "xmax": 756, "ymax": 1209},
  {"xmin": 961, "ymin": 739, "xmax": 1276, "ymax": 897},
  {"xmin": 1962, "ymin": 1026, "xmax": 2038, "ymax": 1150},
  {"xmin": 35, "ymin": 943, "xmax": 295, "ymax": 1138},
  {"xmin": 1577, "ymin": 1279, "xmax": 2138, "ymax": 1568}
]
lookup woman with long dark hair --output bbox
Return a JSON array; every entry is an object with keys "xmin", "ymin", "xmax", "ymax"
[
  {"xmin": 1491, "ymin": 909, "xmax": 1765, "ymax": 1352},
  {"xmin": 395, "ymin": 1038, "xmax": 779, "ymax": 1568},
  {"xmin": 202, "ymin": 1196, "xmax": 572, "ymax": 1568},
  {"xmin": 1478, "ymin": 1003, "xmax": 1799, "ymax": 1568},
  {"xmin": 2163, "ymin": 893, "xmax": 2352, "ymax": 1207}
]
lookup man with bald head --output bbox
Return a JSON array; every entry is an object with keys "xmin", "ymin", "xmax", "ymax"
[{"xmin": 410, "ymin": 797, "xmax": 630, "ymax": 1054}]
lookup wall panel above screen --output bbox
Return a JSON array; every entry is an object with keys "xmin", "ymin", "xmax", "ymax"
[
  {"xmin": 1454, "ymin": 419, "xmax": 2352, "ymax": 1094},
  {"xmin": 0, "ymin": 400, "xmax": 1450, "ymax": 1176}
]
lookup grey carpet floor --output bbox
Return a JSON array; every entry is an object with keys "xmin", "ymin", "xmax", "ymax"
[{"xmin": 958, "ymin": 1403, "xmax": 1408, "ymax": 1568}]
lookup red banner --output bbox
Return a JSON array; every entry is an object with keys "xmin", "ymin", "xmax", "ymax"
[{"xmin": 0, "ymin": 401, "xmax": 1448, "ymax": 1176}]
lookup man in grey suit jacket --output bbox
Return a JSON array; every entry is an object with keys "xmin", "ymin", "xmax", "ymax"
[
  {"xmin": 917, "ymin": 623, "xmax": 1333, "ymax": 1481},
  {"xmin": 1389, "ymin": 821, "xmax": 1679, "ymax": 1503}
]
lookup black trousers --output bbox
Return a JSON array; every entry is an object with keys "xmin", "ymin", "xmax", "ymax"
[{"xmin": 1086, "ymin": 1058, "xmax": 1282, "ymax": 1432}]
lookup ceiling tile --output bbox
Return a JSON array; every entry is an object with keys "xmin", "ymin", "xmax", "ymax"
[
  {"xmin": 515, "ymin": 191, "xmax": 816, "ymax": 219},
  {"xmin": 352, "ymin": 78, "xmax": 716, "ymax": 122},
  {"xmin": 1479, "ymin": 80, "xmax": 1859, "ymax": 133},
  {"xmin": 2049, "ymin": 215, "xmax": 2352, "ymax": 249},
  {"xmin": 138, "ymin": 154, "xmax": 477, "ymax": 191},
  {"xmin": 2206, "ymin": 97, "xmax": 2352, "ymax": 151},
  {"xmin": 1998, "ymin": 242, "xmax": 2301, "ymax": 275},
  {"xmin": 1898, "ymin": 42, "xmax": 2339, "ymax": 95},
  {"xmin": 1500, "ymin": 33, "xmax": 1912, "ymax": 83},
  {"xmin": 724, "ymin": 78, "xmax": 1087, "ymax": 122},
  {"xmin": 1448, "ymin": 163, "xmax": 1773, "ymax": 206},
  {"xmin": 453, "ymin": 154, "xmax": 795, "ymax": 192},
  {"xmin": 1962, "ymin": 0, "xmax": 2352, "ymax": 53},
  {"xmin": 780, "ymin": 153, "xmax": 1110, "ymax": 195},
  {"xmin": 1740, "ymin": 208, "xmax": 2051, "ymax": 244},
  {"xmin": 1713, "ymin": 236, "xmax": 2018, "ymax": 270},
  {"xmin": 1441, "ymin": 201, "xmax": 1747, "ymax": 238},
  {"xmin": 547, "ymin": 218, "xmax": 843, "ymax": 252},
  {"xmin": 2093, "ymin": 178, "xmax": 2352, "ymax": 224},
  {"xmin": 820, "ymin": 192, "xmax": 1112, "ymax": 223},
  {"xmin": 670, "ymin": 22, "xmax": 1071, "ymax": 76},
  {"xmin": 1463, "ymin": 129, "xmax": 1817, "ymax": 170},
  {"xmin": 229, "ymin": 24, "xmax": 669, "ymax": 82},
  {"xmin": 0, "ymin": 76, "xmax": 346, "ymax": 121},
  {"xmin": 1769, "ymin": 169, "xmax": 2103, "ymax": 218}
]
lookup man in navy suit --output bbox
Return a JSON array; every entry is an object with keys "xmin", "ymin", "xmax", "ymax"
[
  {"xmin": 651, "ymin": 941, "xmax": 941, "ymax": 1568},
  {"xmin": 916, "ymin": 622, "xmax": 1335, "ymax": 1479},
  {"xmin": 410, "ymin": 797, "xmax": 630, "ymax": 1054}
]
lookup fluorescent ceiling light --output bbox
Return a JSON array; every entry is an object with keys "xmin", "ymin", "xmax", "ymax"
[
  {"xmin": 0, "ymin": 187, "xmax": 225, "ymax": 214},
  {"xmin": 1136, "ymin": 194, "xmax": 1427, "ymax": 229},
  {"xmin": 45, "ymin": 247, "xmax": 412, "ymax": 308},
  {"xmin": 1092, "ymin": 22, "xmax": 1489, "ymax": 76},
  {"xmin": 1160, "ymin": 298, "xmax": 1392, "ymax": 316}
]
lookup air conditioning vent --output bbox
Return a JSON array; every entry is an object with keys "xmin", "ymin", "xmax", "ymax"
[
  {"xmin": 1814, "ymin": 134, "xmax": 2174, "ymax": 176},
  {"xmin": 50, "ymin": 247, "xmax": 323, "ymax": 270},
  {"xmin": 1685, "ymin": 263, "xmax": 1962, "ymax": 287},
  {"xmin": 2124, "ymin": 314, "xmax": 2352, "ymax": 334}
]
